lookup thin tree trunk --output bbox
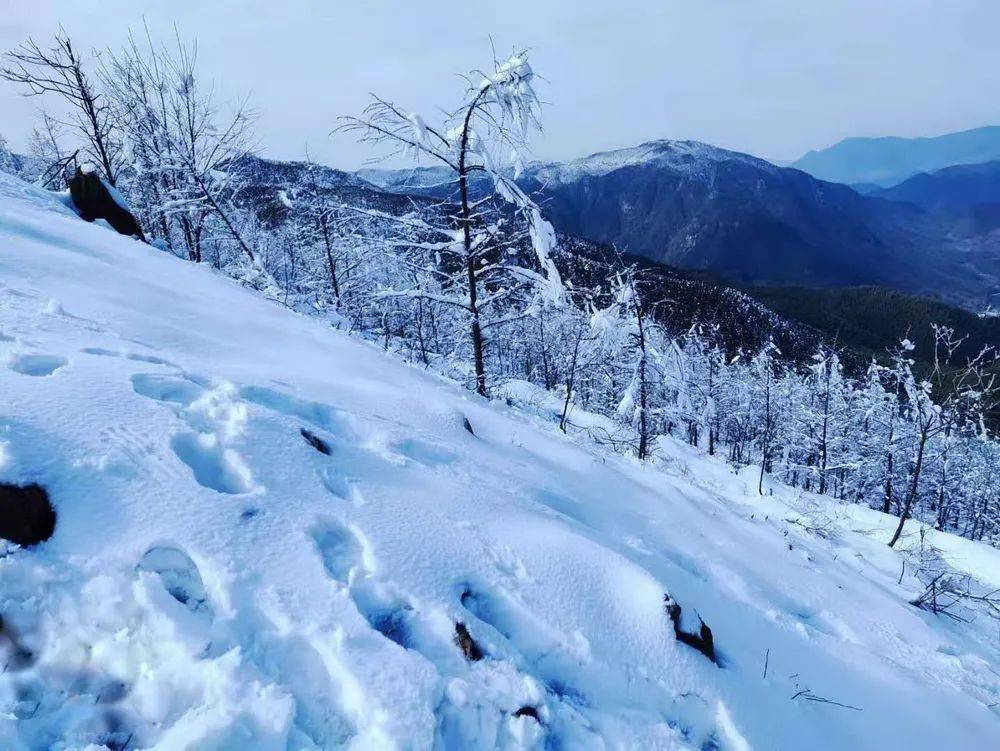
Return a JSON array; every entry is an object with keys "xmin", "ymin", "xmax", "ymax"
[
  {"xmin": 889, "ymin": 432, "xmax": 928, "ymax": 547},
  {"xmin": 320, "ymin": 213, "xmax": 341, "ymax": 305},
  {"xmin": 458, "ymin": 91, "xmax": 488, "ymax": 396},
  {"xmin": 636, "ymin": 302, "xmax": 649, "ymax": 460},
  {"xmin": 560, "ymin": 320, "xmax": 585, "ymax": 433}
]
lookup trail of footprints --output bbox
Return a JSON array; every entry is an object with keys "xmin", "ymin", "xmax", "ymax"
[
  {"xmin": 4, "ymin": 334, "xmax": 569, "ymax": 744},
  {"xmin": 4, "ymin": 330, "xmax": 683, "ymax": 747},
  {"xmin": 1, "ymin": 293, "xmax": 115, "ymax": 377},
  {"xmin": 123, "ymin": 351, "xmax": 551, "ymax": 741}
]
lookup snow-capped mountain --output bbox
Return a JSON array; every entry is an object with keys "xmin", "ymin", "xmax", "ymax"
[
  {"xmin": 2, "ymin": 165, "xmax": 999, "ymax": 749},
  {"xmin": 529, "ymin": 140, "xmax": 780, "ymax": 183},
  {"xmin": 357, "ymin": 165, "xmax": 464, "ymax": 195}
]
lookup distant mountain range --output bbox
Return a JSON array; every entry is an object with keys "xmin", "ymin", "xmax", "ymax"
[
  {"xmin": 363, "ymin": 139, "xmax": 1000, "ymax": 311},
  {"xmin": 871, "ymin": 160, "xmax": 1000, "ymax": 213},
  {"xmin": 792, "ymin": 125, "xmax": 1000, "ymax": 188}
]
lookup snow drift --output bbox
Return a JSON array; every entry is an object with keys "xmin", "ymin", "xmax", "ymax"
[{"xmin": 0, "ymin": 171, "xmax": 998, "ymax": 749}]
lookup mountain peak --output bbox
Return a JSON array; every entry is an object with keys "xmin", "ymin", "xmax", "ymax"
[{"xmin": 532, "ymin": 139, "xmax": 776, "ymax": 183}]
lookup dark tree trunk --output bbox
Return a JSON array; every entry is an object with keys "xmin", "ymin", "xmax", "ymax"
[{"xmin": 889, "ymin": 432, "xmax": 928, "ymax": 548}]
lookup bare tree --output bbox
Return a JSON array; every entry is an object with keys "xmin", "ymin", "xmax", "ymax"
[
  {"xmin": 2, "ymin": 33, "xmax": 121, "ymax": 185},
  {"xmin": 100, "ymin": 28, "xmax": 258, "ymax": 264}
]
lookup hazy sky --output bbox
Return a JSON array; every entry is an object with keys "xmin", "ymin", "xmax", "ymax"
[{"xmin": 2, "ymin": 1, "xmax": 998, "ymax": 169}]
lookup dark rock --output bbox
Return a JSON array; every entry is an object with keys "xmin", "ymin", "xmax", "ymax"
[
  {"xmin": 0, "ymin": 615, "xmax": 36, "ymax": 670},
  {"xmin": 300, "ymin": 427, "xmax": 331, "ymax": 455},
  {"xmin": 513, "ymin": 705, "xmax": 540, "ymax": 721},
  {"xmin": 68, "ymin": 168, "xmax": 146, "ymax": 241},
  {"xmin": 0, "ymin": 483, "xmax": 56, "ymax": 546},
  {"xmin": 454, "ymin": 622, "xmax": 483, "ymax": 661}
]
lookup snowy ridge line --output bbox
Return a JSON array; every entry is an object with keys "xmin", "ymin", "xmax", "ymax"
[
  {"xmin": 360, "ymin": 139, "xmax": 781, "ymax": 190},
  {"xmin": 0, "ymin": 172, "xmax": 998, "ymax": 749},
  {"xmin": 529, "ymin": 140, "xmax": 781, "ymax": 184}
]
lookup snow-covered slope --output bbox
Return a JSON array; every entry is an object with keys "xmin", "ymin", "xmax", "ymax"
[{"xmin": 0, "ymin": 172, "xmax": 998, "ymax": 750}]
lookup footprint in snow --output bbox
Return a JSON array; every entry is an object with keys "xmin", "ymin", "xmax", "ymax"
[
  {"xmin": 311, "ymin": 518, "xmax": 481, "ymax": 670},
  {"xmin": 392, "ymin": 437, "xmax": 456, "ymax": 468},
  {"xmin": 131, "ymin": 372, "xmax": 204, "ymax": 406},
  {"xmin": 125, "ymin": 352, "xmax": 175, "ymax": 366},
  {"xmin": 310, "ymin": 518, "xmax": 373, "ymax": 585},
  {"xmin": 460, "ymin": 584, "xmax": 591, "ymax": 697},
  {"xmin": 319, "ymin": 467, "xmax": 365, "ymax": 506},
  {"xmin": 170, "ymin": 431, "xmax": 256, "ymax": 495},
  {"xmin": 240, "ymin": 384, "xmax": 356, "ymax": 441},
  {"xmin": 310, "ymin": 526, "xmax": 551, "ymax": 745},
  {"xmin": 84, "ymin": 347, "xmax": 177, "ymax": 367},
  {"xmin": 138, "ymin": 545, "xmax": 213, "ymax": 618},
  {"xmin": 310, "ymin": 521, "xmax": 418, "ymax": 649},
  {"xmin": 131, "ymin": 373, "xmax": 257, "ymax": 494},
  {"xmin": 7, "ymin": 353, "xmax": 68, "ymax": 376}
]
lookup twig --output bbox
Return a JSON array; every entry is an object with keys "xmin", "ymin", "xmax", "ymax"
[{"xmin": 790, "ymin": 689, "xmax": 862, "ymax": 711}]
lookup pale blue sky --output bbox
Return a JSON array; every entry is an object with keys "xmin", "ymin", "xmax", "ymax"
[{"xmin": 2, "ymin": 0, "xmax": 998, "ymax": 168}]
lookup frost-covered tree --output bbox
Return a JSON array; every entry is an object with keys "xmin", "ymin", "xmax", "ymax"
[
  {"xmin": 0, "ymin": 133, "xmax": 19, "ymax": 176},
  {"xmin": 586, "ymin": 268, "xmax": 665, "ymax": 459},
  {"xmin": 749, "ymin": 341, "xmax": 782, "ymax": 495},
  {"xmin": 341, "ymin": 51, "xmax": 564, "ymax": 395},
  {"xmin": 101, "ymin": 32, "xmax": 257, "ymax": 265},
  {"xmin": 888, "ymin": 328, "xmax": 998, "ymax": 547}
]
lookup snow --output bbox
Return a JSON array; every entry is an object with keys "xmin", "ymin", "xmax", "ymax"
[
  {"xmin": 531, "ymin": 140, "xmax": 780, "ymax": 184},
  {"xmin": 0, "ymin": 170, "xmax": 998, "ymax": 749}
]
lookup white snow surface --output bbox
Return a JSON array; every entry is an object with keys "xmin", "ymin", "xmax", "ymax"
[{"xmin": 0, "ymin": 171, "xmax": 998, "ymax": 750}]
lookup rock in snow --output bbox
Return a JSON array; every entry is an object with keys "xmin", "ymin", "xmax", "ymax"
[{"xmin": 0, "ymin": 170, "xmax": 998, "ymax": 749}]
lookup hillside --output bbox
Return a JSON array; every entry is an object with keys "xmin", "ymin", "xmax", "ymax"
[
  {"xmin": 792, "ymin": 126, "xmax": 1000, "ymax": 187},
  {"xmin": 872, "ymin": 160, "xmax": 1000, "ymax": 214},
  {"xmin": 745, "ymin": 285, "xmax": 1000, "ymax": 366},
  {"xmin": 232, "ymin": 155, "xmax": 420, "ymax": 223},
  {"xmin": 2, "ymin": 169, "xmax": 1000, "ymax": 749}
]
